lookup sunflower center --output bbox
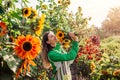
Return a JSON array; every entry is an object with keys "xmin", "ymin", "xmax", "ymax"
[
  {"xmin": 65, "ymin": 39, "xmax": 68, "ymax": 42},
  {"xmin": 25, "ymin": 10, "xmax": 28, "ymax": 14},
  {"xmin": 62, "ymin": 43, "xmax": 65, "ymax": 45},
  {"xmin": 23, "ymin": 42, "xmax": 32, "ymax": 51},
  {"xmin": 59, "ymin": 33, "xmax": 63, "ymax": 37},
  {"xmin": 9, "ymin": 37, "xmax": 13, "ymax": 42}
]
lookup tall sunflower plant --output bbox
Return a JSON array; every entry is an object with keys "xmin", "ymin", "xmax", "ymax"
[{"xmin": 0, "ymin": 0, "xmax": 46, "ymax": 79}]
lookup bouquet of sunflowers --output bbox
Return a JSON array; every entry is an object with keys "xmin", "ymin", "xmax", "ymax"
[{"xmin": 55, "ymin": 29, "xmax": 73, "ymax": 49}]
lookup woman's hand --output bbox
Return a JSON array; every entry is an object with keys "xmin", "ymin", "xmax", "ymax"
[{"xmin": 68, "ymin": 32, "xmax": 78, "ymax": 41}]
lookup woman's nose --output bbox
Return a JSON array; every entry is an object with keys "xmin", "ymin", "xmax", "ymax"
[{"xmin": 54, "ymin": 36, "xmax": 57, "ymax": 39}]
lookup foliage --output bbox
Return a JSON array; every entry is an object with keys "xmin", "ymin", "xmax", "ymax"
[
  {"xmin": 100, "ymin": 36, "xmax": 120, "ymax": 69},
  {"xmin": 92, "ymin": 36, "xmax": 120, "ymax": 80},
  {"xmin": 72, "ymin": 35, "xmax": 120, "ymax": 80}
]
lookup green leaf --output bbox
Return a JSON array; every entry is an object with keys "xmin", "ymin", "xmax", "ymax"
[
  {"xmin": 0, "ymin": 5, "xmax": 5, "ymax": 15},
  {"xmin": 14, "ymin": 0, "xmax": 18, "ymax": 2},
  {"xmin": 3, "ymin": 54, "xmax": 20, "ymax": 73},
  {"xmin": 36, "ymin": 5, "xmax": 40, "ymax": 10},
  {"xmin": 11, "ymin": 11, "xmax": 22, "ymax": 20},
  {"xmin": 0, "ymin": 0, "xmax": 2, "ymax": 5}
]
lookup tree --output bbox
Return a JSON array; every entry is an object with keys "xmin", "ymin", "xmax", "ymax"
[{"xmin": 102, "ymin": 7, "xmax": 120, "ymax": 36}]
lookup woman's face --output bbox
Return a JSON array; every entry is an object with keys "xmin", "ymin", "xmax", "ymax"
[{"xmin": 46, "ymin": 31, "xmax": 58, "ymax": 46}]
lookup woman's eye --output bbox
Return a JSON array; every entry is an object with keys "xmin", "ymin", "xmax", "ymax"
[
  {"xmin": 50, "ymin": 34, "xmax": 55, "ymax": 38},
  {"xmin": 51, "ymin": 35, "xmax": 53, "ymax": 38}
]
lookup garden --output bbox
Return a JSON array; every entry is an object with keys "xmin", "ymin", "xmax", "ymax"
[{"xmin": 0, "ymin": 0, "xmax": 120, "ymax": 80}]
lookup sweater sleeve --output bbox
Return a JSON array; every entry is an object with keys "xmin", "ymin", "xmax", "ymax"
[{"xmin": 48, "ymin": 41, "xmax": 79, "ymax": 62}]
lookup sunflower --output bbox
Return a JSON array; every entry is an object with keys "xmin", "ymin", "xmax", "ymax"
[
  {"xmin": 101, "ymin": 70, "xmax": 109, "ymax": 75},
  {"xmin": 28, "ymin": 9, "xmax": 37, "ymax": 19},
  {"xmin": 66, "ymin": 0, "xmax": 70, "ymax": 5},
  {"xmin": 22, "ymin": 7, "xmax": 32, "ymax": 18},
  {"xmin": 49, "ymin": 10, "xmax": 53, "ymax": 15},
  {"xmin": 56, "ymin": 30, "xmax": 65, "ymax": 42},
  {"xmin": 58, "ymin": 0, "xmax": 62, "ymax": 4},
  {"xmin": 41, "ymin": 4, "xmax": 47, "ymax": 10},
  {"xmin": 90, "ymin": 61, "xmax": 96, "ymax": 72},
  {"xmin": 67, "ymin": 1, "xmax": 70, "ymax": 5},
  {"xmin": 32, "ymin": 9, "xmax": 37, "ymax": 18},
  {"xmin": 0, "ymin": 22, "xmax": 7, "ymax": 36},
  {"xmin": 113, "ymin": 69, "xmax": 120, "ymax": 76},
  {"xmin": 9, "ymin": 36, "xmax": 14, "ymax": 42},
  {"xmin": 35, "ymin": 24, "xmax": 44, "ymax": 36},
  {"xmin": 14, "ymin": 34, "xmax": 41, "ymax": 60},
  {"xmin": 62, "ymin": 39, "xmax": 71, "ymax": 48},
  {"xmin": 35, "ymin": 14, "xmax": 46, "ymax": 36},
  {"xmin": 38, "ymin": 14, "xmax": 46, "ymax": 25}
]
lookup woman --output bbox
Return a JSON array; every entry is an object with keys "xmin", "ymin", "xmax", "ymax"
[{"xmin": 41, "ymin": 31, "xmax": 79, "ymax": 80}]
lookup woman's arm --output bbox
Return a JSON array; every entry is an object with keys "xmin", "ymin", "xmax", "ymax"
[{"xmin": 48, "ymin": 41, "xmax": 79, "ymax": 62}]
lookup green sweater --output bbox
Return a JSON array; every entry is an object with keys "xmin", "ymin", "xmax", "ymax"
[
  {"xmin": 48, "ymin": 41, "xmax": 78, "ymax": 62},
  {"xmin": 48, "ymin": 41, "xmax": 79, "ymax": 74}
]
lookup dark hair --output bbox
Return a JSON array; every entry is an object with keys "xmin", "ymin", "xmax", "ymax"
[{"xmin": 41, "ymin": 31, "xmax": 53, "ymax": 69}]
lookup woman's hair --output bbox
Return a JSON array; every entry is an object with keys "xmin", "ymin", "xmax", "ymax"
[{"xmin": 41, "ymin": 31, "xmax": 53, "ymax": 69}]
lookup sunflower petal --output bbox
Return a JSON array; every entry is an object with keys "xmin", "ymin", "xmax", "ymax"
[
  {"xmin": 27, "ymin": 65, "xmax": 31, "ymax": 72},
  {"xmin": 29, "ymin": 60, "xmax": 36, "ymax": 66},
  {"xmin": 23, "ymin": 61, "xmax": 27, "ymax": 70}
]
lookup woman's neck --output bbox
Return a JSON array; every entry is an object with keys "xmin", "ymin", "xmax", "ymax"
[{"xmin": 50, "ymin": 43, "xmax": 56, "ymax": 47}]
